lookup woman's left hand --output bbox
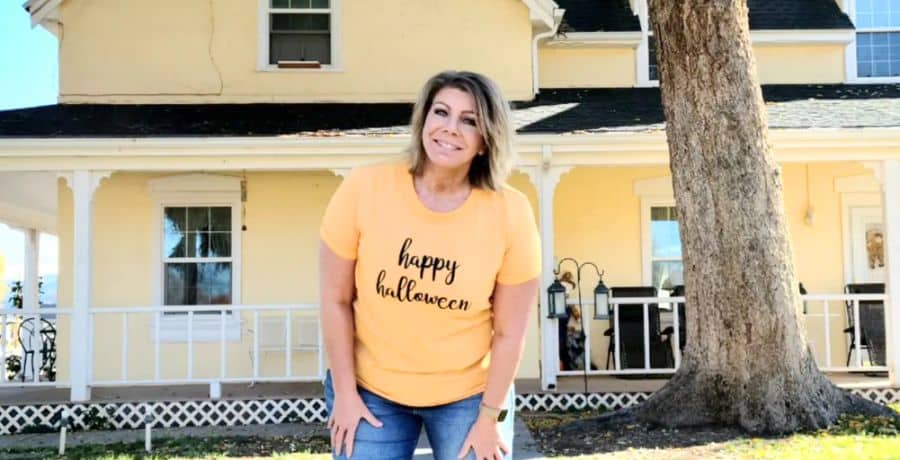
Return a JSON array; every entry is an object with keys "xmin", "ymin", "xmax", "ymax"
[{"xmin": 457, "ymin": 417, "xmax": 510, "ymax": 459}]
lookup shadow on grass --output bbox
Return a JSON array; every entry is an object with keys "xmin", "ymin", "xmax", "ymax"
[{"xmin": 0, "ymin": 435, "xmax": 331, "ymax": 460}]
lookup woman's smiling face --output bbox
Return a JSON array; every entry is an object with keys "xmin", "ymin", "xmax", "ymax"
[{"xmin": 421, "ymin": 87, "xmax": 486, "ymax": 173}]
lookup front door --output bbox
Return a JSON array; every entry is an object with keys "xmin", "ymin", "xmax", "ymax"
[{"xmin": 849, "ymin": 206, "xmax": 885, "ymax": 284}]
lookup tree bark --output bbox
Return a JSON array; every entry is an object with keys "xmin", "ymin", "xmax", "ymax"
[{"xmin": 633, "ymin": 0, "xmax": 894, "ymax": 433}]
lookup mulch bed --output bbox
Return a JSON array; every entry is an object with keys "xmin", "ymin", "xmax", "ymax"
[{"xmin": 521, "ymin": 410, "xmax": 754, "ymax": 458}]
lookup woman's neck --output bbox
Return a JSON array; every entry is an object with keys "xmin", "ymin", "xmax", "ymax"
[{"xmin": 417, "ymin": 163, "xmax": 470, "ymax": 196}]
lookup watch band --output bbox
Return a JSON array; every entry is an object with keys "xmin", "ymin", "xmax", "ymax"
[{"xmin": 479, "ymin": 402, "xmax": 508, "ymax": 422}]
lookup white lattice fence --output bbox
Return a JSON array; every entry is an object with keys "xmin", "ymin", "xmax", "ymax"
[{"xmin": 1, "ymin": 389, "xmax": 897, "ymax": 435}]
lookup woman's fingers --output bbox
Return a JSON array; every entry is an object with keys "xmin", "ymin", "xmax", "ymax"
[
  {"xmin": 361, "ymin": 407, "xmax": 383, "ymax": 428},
  {"xmin": 498, "ymin": 439, "xmax": 510, "ymax": 455},
  {"xmin": 456, "ymin": 438, "xmax": 472, "ymax": 459}
]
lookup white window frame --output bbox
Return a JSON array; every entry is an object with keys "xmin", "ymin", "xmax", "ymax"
[
  {"xmin": 257, "ymin": 0, "xmax": 343, "ymax": 72},
  {"xmin": 149, "ymin": 174, "xmax": 243, "ymax": 343},
  {"xmin": 641, "ymin": 198, "xmax": 683, "ymax": 289},
  {"xmin": 635, "ymin": 0, "xmax": 659, "ymax": 87},
  {"xmin": 844, "ymin": 0, "xmax": 900, "ymax": 83}
]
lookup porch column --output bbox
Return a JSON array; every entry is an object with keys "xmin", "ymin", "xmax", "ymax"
[
  {"xmin": 881, "ymin": 160, "xmax": 900, "ymax": 385},
  {"xmin": 535, "ymin": 145, "xmax": 571, "ymax": 391},
  {"xmin": 22, "ymin": 228, "xmax": 40, "ymax": 382},
  {"xmin": 60, "ymin": 170, "xmax": 111, "ymax": 402}
]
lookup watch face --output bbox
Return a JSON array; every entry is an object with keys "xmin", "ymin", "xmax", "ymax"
[{"xmin": 497, "ymin": 408, "xmax": 508, "ymax": 422}]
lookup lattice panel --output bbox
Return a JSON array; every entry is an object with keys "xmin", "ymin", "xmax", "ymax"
[{"xmin": 0, "ymin": 389, "xmax": 897, "ymax": 435}]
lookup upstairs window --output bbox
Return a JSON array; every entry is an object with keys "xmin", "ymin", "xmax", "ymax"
[
  {"xmin": 854, "ymin": 0, "xmax": 900, "ymax": 78},
  {"xmin": 267, "ymin": 0, "xmax": 333, "ymax": 67}
]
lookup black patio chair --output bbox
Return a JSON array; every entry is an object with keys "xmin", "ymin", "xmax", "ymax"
[
  {"xmin": 843, "ymin": 283, "xmax": 885, "ymax": 367},
  {"xmin": 604, "ymin": 286, "xmax": 673, "ymax": 370},
  {"xmin": 17, "ymin": 317, "xmax": 57, "ymax": 382},
  {"xmin": 668, "ymin": 285, "xmax": 687, "ymax": 352}
]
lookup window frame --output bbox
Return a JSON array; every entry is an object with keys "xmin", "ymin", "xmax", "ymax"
[
  {"xmin": 636, "ymin": 0, "xmax": 659, "ymax": 87},
  {"xmin": 845, "ymin": 0, "xmax": 900, "ymax": 83},
  {"xmin": 257, "ymin": 0, "xmax": 343, "ymax": 72},
  {"xmin": 149, "ymin": 175, "xmax": 243, "ymax": 343}
]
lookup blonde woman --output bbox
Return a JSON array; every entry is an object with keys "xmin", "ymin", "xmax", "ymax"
[{"xmin": 320, "ymin": 70, "xmax": 540, "ymax": 460}]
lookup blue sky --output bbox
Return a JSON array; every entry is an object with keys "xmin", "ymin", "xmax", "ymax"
[{"xmin": 0, "ymin": 1, "xmax": 60, "ymax": 282}]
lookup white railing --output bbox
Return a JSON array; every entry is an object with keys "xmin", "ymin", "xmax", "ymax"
[
  {"xmin": 557, "ymin": 293, "xmax": 890, "ymax": 376},
  {"xmin": 88, "ymin": 304, "xmax": 324, "ymax": 388},
  {"xmin": 0, "ymin": 307, "xmax": 70, "ymax": 387}
]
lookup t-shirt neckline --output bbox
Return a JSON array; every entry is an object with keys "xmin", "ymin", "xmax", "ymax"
[{"xmin": 403, "ymin": 166, "xmax": 478, "ymax": 218}]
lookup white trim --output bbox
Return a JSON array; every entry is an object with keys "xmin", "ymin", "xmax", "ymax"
[
  {"xmin": 635, "ymin": 0, "xmax": 658, "ymax": 87},
  {"xmin": 633, "ymin": 176, "xmax": 673, "ymax": 197},
  {"xmin": 545, "ymin": 31, "xmax": 642, "ymax": 48},
  {"xmin": 751, "ymin": 29, "xmax": 855, "ymax": 45},
  {"xmin": 880, "ymin": 159, "xmax": 900, "ymax": 385},
  {"xmin": 0, "ymin": 200, "xmax": 57, "ymax": 234},
  {"xmin": 148, "ymin": 174, "xmax": 243, "ymax": 343},
  {"xmin": 521, "ymin": 0, "xmax": 558, "ymax": 30},
  {"xmin": 256, "ymin": 0, "xmax": 342, "ymax": 72},
  {"xmin": 840, "ymin": 192, "xmax": 883, "ymax": 284},
  {"xmin": 533, "ymin": 13, "xmax": 564, "ymax": 95}
]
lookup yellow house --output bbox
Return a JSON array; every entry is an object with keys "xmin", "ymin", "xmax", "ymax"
[{"xmin": 0, "ymin": 0, "xmax": 899, "ymax": 433}]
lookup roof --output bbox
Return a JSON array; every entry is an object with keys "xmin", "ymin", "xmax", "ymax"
[
  {"xmin": 553, "ymin": 0, "xmax": 854, "ymax": 33},
  {"xmin": 555, "ymin": 0, "xmax": 640, "ymax": 33},
  {"xmin": 2, "ymin": 85, "xmax": 900, "ymax": 138}
]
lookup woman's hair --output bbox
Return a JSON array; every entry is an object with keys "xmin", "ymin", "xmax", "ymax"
[{"xmin": 405, "ymin": 70, "xmax": 516, "ymax": 191}]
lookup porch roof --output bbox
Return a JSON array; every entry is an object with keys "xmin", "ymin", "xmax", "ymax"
[{"xmin": 1, "ymin": 84, "xmax": 900, "ymax": 138}]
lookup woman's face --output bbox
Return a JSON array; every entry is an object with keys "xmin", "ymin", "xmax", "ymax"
[{"xmin": 421, "ymin": 87, "xmax": 486, "ymax": 174}]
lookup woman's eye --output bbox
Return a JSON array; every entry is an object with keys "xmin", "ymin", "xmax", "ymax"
[
  {"xmin": 434, "ymin": 108, "xmax": 448, "ymax": 116},
  {"xmin": 462, "ymin": 118, "xmax": 477, "ymax": 126}
]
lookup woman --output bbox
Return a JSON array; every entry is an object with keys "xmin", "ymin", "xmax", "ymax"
[{"xmin": 319, "ymin": 70, "xmax": 540, "ymax": 460}]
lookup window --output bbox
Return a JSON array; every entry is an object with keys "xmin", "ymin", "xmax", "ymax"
[
  {"xmin": 163, "ymin": 206, "xmax": 233, "ymax": 307},
  {"xmin": 648, "ymin": 206, "xmax": 683, "ymax": 292},
  {"xmin": 265, "ymin": 0, "xmax": 335, "ymax": 67},
  {"xmin": 854, "ymin": 0, "xmax": 900, "ymax": 78},
  {"xmin": 648, "ymin": 34, "xmax": 659, "ymax": 82},
  {"xmin": 149, "ymin": 174, "xmax": 243, "ymax": 342}
]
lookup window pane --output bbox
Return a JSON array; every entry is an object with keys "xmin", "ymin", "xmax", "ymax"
[
  {"xmin": 857, "ymin": 32, "xmax": 900, "ymax": 77},
  {"xmin": 290, "ymin": 0, "xmax": 311, "ymax": 7},
  {"xmin": 187, "ymin": 207, "xmax": 209, "ymax": 232},
  {"xmin": 271, "ymin": 13, "xmax": 329, "ymax": 31},
  {"xmin": 165, "ymin": 263, "xmax": 231, "ymax": 305},
  {"xmin": 164, "ymin": 207, "xmax": 186, "ymax": 233},
  {"xmin": 652, "ymin": 261, "xmax": 684, "ymax": 291},
  {"xmin": 650, "ymin": 206, "xmax": 682, "ymax": 259},
  {"xmin": 210, "ymin": 207, "xmax": 231, "ymax": 231},
  {"xmin": 648, "ymin": 35, "xmax": 658, "ymax": 81},
  {"xmin": 165, "ymin": 263, "xmax": 196, "ymax": 305},
  {"xmin": 271, "ymin": 0, "xmax": 289, "ymax": 7},
  {"xmin": 164, "ymin": 231, "xmax": 185, "ymax": 258},
  {"xmin": 198, "ymin": 263, "xmax": 232, "ymax": 305},
  {"xmin": 270, "ymin": 31, "xmax": 331, "ymax": 64},
  {"xmin": 311, "ymin": 0, "xmax": 329, "ymax": 7},
  {"xmin": 209, "ymin": 234, "xmax": 231, "ymax": 258}
]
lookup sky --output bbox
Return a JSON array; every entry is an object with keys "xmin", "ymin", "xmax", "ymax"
[{"xmin": 0, "ymin": 1, "xmax": 60, "ymax": 282}]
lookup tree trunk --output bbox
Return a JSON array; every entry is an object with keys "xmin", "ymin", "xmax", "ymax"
[{"xmin": 634, "ymin": 0, "xmax": 893, "ymax": 433}]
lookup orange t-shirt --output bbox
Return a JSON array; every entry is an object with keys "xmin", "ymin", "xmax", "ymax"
[{"xmin": 320, "ymin": 162, "xmax": 541, "ymax": 406}]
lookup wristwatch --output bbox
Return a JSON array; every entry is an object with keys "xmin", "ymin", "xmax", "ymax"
[{"xmin": 479, "ymin": 402, "xmax": 508, "ymax": 422}]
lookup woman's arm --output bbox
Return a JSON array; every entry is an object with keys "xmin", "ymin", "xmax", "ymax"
[
  {"xmin": 458, "ymin": 277, "xmax": 539, "ymax": 459},
  {"xmin": 320, "ymin": 241, "xmax": 382, "ymax": 457}
]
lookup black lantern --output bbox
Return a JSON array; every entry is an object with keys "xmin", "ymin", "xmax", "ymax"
[
  {"xmin": 593, "ymin": 277, "xmax": 610, "ymax": 320},
  {"xmin": 546, "ymin": 277, "xmax": 568, "ymax": 319}
]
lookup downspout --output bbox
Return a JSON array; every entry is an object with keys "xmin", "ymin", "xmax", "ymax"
[{"xmin": 531, "ymin": 11, "xmax": 564, "ymax": 96}]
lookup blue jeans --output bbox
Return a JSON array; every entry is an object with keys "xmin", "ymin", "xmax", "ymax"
[{"xmin": 324, "ymin": 371, "xmax": 514, "ymax": 460}]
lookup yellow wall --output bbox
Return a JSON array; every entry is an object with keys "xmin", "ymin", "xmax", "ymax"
[
  {"xmin": 538, "ymin": 47, "xmax": 636, "ymax": 88},
  {"xmin": 754, "ymin": 44, "xmax": 846, "ymax": 84},
  {"xmin": 58, "ymin": 0, "xmax": 535, "ymax": 103}
]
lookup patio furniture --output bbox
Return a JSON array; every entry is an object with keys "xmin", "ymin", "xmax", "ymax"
[
  {"xmin": 668, "ymin": 285, "xmax": 687, "ymax": 351},
  {"xmin": 17, "ymin": 317, "xmax": 57, "ymax": 382},
  {"xmin": 604, "ymin": 286, "xmax": 673, "ymax": 370},
  {"xmin": 843, "ymin": 283, "xmax": 886, "ymax": 367}
]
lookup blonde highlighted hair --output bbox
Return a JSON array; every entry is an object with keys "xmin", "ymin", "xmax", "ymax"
[{"xmin": 405, "ymin": 70, "xmax": 516, "ymax": 191}]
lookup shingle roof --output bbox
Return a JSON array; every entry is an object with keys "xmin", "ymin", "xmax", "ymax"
[
  {"xmin": 553, "ymin": 0, "xmax": 854, "ymax": 33},
  {"xmin": 2, "ymin": 85, "xmax": 900, "ymax": 138},
  {"xmin": 555, "ymin": 0, "xmax": 640, "ymax": 33}
]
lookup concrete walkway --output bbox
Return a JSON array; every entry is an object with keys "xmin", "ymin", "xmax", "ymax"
[{"xmin": 0, "ymin": 418, "xmax": 545, "ymax": 459}]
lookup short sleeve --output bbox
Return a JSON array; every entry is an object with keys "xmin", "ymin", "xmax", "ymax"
[
  {"xmin": 496, "ymin": 191, "xmax": 542, "ymax": 285},
  {"xmin": 319, "ymin": 169, "xmax": 364, "ymax": 260}
]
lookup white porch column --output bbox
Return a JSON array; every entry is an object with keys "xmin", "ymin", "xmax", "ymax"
[
  {"xmin": 60, "ymin": 170, "xmax": 110, "ymax": 402},
  {"xmin": 534, "ymin": 146, "xmax": 571, "ymax": 391},
  {"xmin": 22, "ymin": 228, "xmax": 40, "ymax": 381},
  {"xmin": 881, "ymin": 160, "xmax": 900, "ymax": 385}
]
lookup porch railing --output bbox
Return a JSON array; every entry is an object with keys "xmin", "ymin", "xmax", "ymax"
[
  {"xmin": 88, "ymin": 304, "xmax": 324, "ymax": 388},
  {"xmin": 557, "ymin": 293, "xmax": 891, "ymax": 377}
]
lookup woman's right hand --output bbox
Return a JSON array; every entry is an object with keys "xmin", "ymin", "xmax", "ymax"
[{"xmin": 328, "ymin": 391, "xmax": 383, "ymax": 458}]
